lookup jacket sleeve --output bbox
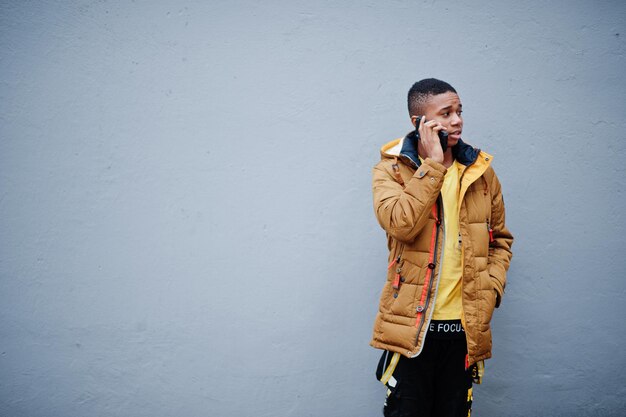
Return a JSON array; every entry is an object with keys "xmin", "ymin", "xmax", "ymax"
[
  {"xmin": 487, "ymin": 170, "xmax": 514, "ymax": 307},
  {"xmin": 372, "ymin": 158, "xmax": 447, "ymax": 243}
]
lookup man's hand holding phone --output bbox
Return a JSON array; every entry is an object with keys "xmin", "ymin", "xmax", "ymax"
[{"xmin": 416, "ymin": 116, "xmax": 447, "ymax": 165}]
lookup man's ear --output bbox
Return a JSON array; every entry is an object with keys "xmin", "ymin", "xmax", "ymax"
[{"xmin": 410, "ymin": 116, "xmax": 418, "ymax": 128}]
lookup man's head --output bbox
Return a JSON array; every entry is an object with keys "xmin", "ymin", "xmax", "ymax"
[
  {"xmin": 407, "ymin": 78, "xmax": 463, "ymax": 147},
  {"xmin": 408, "ymin": 78, "xmax": 457, "ymax": 116}
]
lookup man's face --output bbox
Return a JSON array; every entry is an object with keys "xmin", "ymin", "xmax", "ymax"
[{"xmin": 413, "ymin": 91, "xmax": 463, "ymax": 148}]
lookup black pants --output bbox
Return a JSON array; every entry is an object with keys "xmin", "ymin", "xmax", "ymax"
[{"xmin": 382, "ymin": 336, "xmax": 472, "ymax": 417}]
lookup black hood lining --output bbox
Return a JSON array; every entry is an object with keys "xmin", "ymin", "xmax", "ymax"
[{"xmin": 399, "ymin": 130, "xmax": 480, "ymax": 168}]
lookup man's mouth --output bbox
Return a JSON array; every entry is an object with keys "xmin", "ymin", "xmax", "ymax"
[{"xmin": 449, "ymin": 130, "xmax": 462, "ymax": 137}]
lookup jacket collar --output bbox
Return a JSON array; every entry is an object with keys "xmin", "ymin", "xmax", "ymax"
[{"xmin": 399, "ymin": 131, "xmax": 480, "ymax": 168}]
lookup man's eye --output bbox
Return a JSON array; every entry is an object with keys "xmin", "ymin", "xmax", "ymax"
[{"xmin": 443, "ymin": 112, "xmax": 449, "ymax": 117}]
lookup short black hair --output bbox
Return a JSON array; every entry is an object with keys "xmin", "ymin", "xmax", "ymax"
[{"xmin": 407, "ymin": 78, "xmax": 457, "ymax": 116}]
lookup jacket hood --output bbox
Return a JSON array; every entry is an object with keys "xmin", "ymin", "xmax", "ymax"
[{"xmin": 380, "ymin": 131, "xmax": 484, "ymax": 168}]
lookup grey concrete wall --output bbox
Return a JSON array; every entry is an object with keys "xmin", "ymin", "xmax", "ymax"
[{"xmin": 1, "ymin": 1, "xmax": 625, "ymax": 416}]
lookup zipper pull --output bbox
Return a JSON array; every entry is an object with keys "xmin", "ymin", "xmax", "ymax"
[
  {"xmin": 392, "ymin": 269, "xmax": 401, "ymax": 290},
  {"xmin": 487, "ymin": 220, "xmax": 494, "ymax": 243},
  {"xmin": 387, "ymin": 255, "xmax": 400, "ymax": 270}
]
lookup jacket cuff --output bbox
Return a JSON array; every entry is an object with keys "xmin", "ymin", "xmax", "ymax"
[
  {"xmin": 491, "ymin": 278, "xmax": 504, "ymax": 308},
  {"xmin": 421, "ymin": 158, "xmax": 448, "ymax": 174}
]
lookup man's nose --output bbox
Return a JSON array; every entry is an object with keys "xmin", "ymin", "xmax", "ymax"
[{"xmin": 450, "ymin": 113, "xmax": 462, "ymax": 126}]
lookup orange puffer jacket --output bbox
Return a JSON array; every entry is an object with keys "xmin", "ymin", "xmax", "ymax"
[{"xmin": 370, "ymin": 134, "xmax": 514, "ymax": 366}]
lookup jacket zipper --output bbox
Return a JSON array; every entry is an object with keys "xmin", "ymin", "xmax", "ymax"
[
  {"xmin": 414, "ymin": 197, "xmax": 444, "ymax": 344},
  {"xmin": 458, "ymin": 151, "xmax": 480, "ymax": 190},
  {"xmin": 456, "ymin": 155, "xmax": 483, "ymax": 365}
]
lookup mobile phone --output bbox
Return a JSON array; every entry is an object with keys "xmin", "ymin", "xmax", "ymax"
[{"xmin": 414, "ymin": 116, "xmax": 448, "ymax": 152}]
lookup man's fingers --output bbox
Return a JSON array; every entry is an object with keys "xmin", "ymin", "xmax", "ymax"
[
  {"xmin": 424, "ymin": 120, "xmax": 446, "ymax": 135},
  {"xmin": 424, "ymin": 120, "xmax": 445, "ymax": 130}
]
